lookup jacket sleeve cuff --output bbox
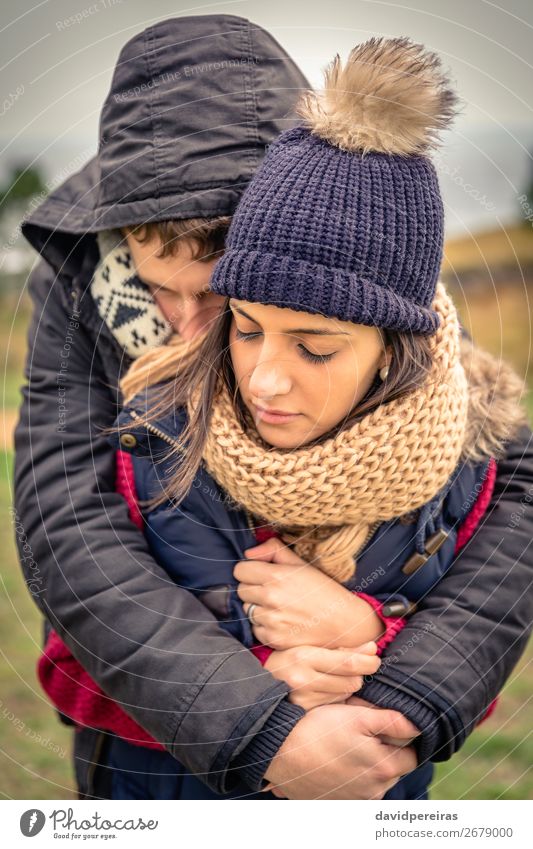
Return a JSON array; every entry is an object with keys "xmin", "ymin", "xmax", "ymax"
[
  {"xmin": 359, "ymin": 678, "xmax": 441, "ymax": 763},
  {"xmin": 229, "ymin": 698, "xmax": 305, "ymax": 792}
]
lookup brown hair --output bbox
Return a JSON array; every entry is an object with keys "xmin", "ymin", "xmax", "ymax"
[
  {"xmin": 122, "ymin": 302, "xmax": 434, "ymax": 510},
  {"xmin": 124, "ymin": 216, "xmax": 232, "ymax": 260}
]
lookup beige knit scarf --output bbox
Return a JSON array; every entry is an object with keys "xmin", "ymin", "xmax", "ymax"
[
  {"xmin": 198, "ymin": 283, "xmax": 470, "ymax": 582},
  {"xmin": 121, "ymin": 330, "xmax": 206, "ymax": 402}
]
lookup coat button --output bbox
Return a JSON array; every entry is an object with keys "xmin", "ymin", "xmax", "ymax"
[{"xmin": 120, "ymin": 433, "xmax": 137, "ymax": 449}]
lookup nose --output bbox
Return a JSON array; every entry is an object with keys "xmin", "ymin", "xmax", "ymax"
[
  {"xmin": 179, "ymin": 300, "xmax": 221, "ymax": 340},
  {"xmin": 160, "ymin": 293, "xmax": 220, "ymax": 340},
  {"xmin": 248, "ymin": 357, "xmax": 292, "ymax": 400}
]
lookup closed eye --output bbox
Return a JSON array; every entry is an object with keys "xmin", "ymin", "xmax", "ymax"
[{"xmin": 234, "ymin": 328, "xmax": 336, "ymax": 364}]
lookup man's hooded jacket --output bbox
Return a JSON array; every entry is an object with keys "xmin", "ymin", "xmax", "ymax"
[{"xmin": 14, "ymin": 14, "xmax": 533, "ymax": 798}]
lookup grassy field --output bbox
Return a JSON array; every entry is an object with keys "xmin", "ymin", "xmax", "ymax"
[
  {"xmin": 1, "ymin": 242, "xmax": 532, "ymax": 799},
  {"xmin": 442, "ymin": 223, "xmax": 533, "ymax": 279},
  {"xmin": 0, "ymin": 450, "xmax": 77, "ymax": 799}
]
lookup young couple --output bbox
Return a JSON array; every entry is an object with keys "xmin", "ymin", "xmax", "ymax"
[{"xmin": 15, "ymin": 15, "xmax": 533, "ymax": 800}]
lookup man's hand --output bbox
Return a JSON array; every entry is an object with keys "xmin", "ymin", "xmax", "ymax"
[
  {"xmin": 264, "ymin": 642, "xmax": 381, "ymax": 710},
  {"xmin": 235, "ymin": 538, "xmax": 384, "ymax": 650},
  {"xmin": 344, "ymin": 695, "xmax": 418, "ymax": 747},
  {"xmin": 263, "ymin": 703, "xmax": 420, "ymax": 799}
]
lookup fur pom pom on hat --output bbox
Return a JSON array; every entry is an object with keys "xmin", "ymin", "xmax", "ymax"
[
  {"xmin": 298, "ymin": 37, "xmax": 459, "ymax": 156},
  {"xmin": 211, "ymin": 37, "xmax": 459, "ymax": 334}
]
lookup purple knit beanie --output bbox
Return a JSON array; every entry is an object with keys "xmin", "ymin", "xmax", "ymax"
[{"xmin": 211, "ymin": 37, "xmax": 459, "ymax": 335}]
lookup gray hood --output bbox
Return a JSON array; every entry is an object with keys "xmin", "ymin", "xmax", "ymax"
[{"xmin": 22, "ymin": 14, "xmax": 309, "ymax": 274}]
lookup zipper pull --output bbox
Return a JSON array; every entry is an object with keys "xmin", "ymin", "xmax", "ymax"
[{"xmin": 70, "ymin": 287, "xmax": 80, "ymax": 315}]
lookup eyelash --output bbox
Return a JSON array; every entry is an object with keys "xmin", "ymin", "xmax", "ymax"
[{"xmin": 234, "ymin": 328, "xmax": 336, "ymax": 364}]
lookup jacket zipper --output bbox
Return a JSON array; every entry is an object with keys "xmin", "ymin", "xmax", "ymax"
[
  {"xmin": 128, "ymin": 409, "xmax": 183, "ymax": 451},
  {"xmin": 354, "ymin": 520, "xmax": 381, "ymax": 560}
]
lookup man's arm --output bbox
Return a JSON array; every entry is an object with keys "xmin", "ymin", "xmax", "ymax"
[
  {"xmin": 14, "ymin": 260, "xmax": 304, "ymax": 794},
  {"xmin": 360, "ymin": 425, "xmax": 533, "ymax": 762}
]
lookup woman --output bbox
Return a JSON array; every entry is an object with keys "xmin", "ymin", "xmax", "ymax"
[{"xmin": 95, "ymin": 37, "xmax": 525, "ymax": 798}]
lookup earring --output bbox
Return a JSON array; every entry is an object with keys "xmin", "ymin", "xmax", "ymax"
[{"xmin": 379, "ymin": 365, "xmax": 390, "ymax": 381}]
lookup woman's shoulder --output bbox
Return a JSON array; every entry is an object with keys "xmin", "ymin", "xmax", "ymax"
[
  {"xmin": 443, "ymin": 456, "xmax": 496, "ymax": 526},
  {"xmin": 461, "ymin": 335, "xmax": 527, "ymax": 461}
]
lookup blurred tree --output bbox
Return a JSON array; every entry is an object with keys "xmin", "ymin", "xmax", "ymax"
[{"xmin": 0, "ymin": 164, "xmax": 46, "ymax": 212}]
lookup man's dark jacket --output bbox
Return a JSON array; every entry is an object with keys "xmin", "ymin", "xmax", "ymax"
[{"xmin": 14, "ymin": 14, "xmax": 533, "ymax": 799}]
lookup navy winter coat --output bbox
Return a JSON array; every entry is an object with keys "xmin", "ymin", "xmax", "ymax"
[{"xmin": 112, "ymin": 403, "xmax": 492, "ymax": 647}]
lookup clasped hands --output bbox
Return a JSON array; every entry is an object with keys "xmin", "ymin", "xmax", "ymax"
[
  {"xmin": 234, "ymin": 537, "xmax": 420, "ymax": 799},
  {"xmin": 235, "ymin": 536, "xmax": 384, "ymax": 711}
]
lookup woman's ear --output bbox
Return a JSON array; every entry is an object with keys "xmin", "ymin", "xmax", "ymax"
[{"xmin": 378, "ymin": 344, "xmax": 393, "ymax": 372}]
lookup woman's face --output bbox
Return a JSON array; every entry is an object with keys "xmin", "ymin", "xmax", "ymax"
[{"xmin": 228, "ymin": 299, "xmax": 391, "ymax": 449}]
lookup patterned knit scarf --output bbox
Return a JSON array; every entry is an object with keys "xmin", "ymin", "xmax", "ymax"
[
  {"xmin": 198, "ymin": 283, "xmax": 469, "ymax": 582},
  {"xmin": 92, "ymin": 230, "xmax": 173, "ymax": 359},
  {"xmin": 92, "ymin": 231, "xmax": 210, "ymax": 399}
]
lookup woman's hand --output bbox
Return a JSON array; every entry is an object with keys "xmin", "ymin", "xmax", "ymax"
[
  {"xmin": 264, "ymin": 642, "xmax": 381, "ymax": 711},
  {"xmin": 235, "ymin": 538, "xmax": 384, "ymax": 650}
]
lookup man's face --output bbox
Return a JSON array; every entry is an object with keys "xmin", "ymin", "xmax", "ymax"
[{"xmin": 123, "ymin": 230, "xmax": 224, "ymax": 340}]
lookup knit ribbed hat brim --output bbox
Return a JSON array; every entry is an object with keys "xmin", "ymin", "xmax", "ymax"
[{"xmin": 211, "ymin": 248, "xmax": 441, "ymax": 335}]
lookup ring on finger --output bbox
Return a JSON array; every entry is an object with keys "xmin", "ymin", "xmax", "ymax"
[{"xmin": 246, "ymin": 602, "xmax": 259, "ymax": 626}]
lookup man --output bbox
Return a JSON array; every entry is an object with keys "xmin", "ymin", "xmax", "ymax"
[{"xmin": 15, "ymin": 15, "xmax": 533, "ymax": 799}]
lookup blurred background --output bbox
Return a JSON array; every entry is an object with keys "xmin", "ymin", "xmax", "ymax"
[{"xmin": 1, "ymin": 0, "xmax": 532, "ymax": 800}]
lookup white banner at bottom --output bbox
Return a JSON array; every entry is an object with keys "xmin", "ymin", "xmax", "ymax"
[{"xmin": 3, "ymin": 799, "xmax": 531, "ymax": 848}]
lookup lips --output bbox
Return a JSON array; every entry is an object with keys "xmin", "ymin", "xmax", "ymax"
[
  {"xmin": 256, "ymin": 404, "xmax": 293, "ymax": 416},
  {"xmin": 252, "ymin": 402, "xmax": 300, "ymax": 425}
]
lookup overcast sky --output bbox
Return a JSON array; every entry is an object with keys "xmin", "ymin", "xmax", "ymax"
[
  {"xmin": 3, "ymin": 0, "xmax": 533, "ymax": 143},
  {"xmin": 1, "ymin": 0, "xmax": 532, "ymax": 235}
]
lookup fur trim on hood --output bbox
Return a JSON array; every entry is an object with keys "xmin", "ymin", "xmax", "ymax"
[{"xmin": 460, "ymin": 336, "xmax": 528, "ymax": 463}]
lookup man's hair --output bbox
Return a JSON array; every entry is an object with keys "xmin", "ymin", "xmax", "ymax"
[{"xmin": 126, "ymin": 216, "xmax": 231, "ymax": 260}]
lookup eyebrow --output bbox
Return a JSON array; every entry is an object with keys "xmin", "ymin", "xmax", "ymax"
[
  {"xmin": 139, "ymin": 276, "xmax": 161, "ymax": 289},
  {"xmin": 231, "ymin": 304, "xmax": 351, "ymax": 337},
  {"xmin": 138, "ymin": 275, "xmax": 173, "ymax": 291}
]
